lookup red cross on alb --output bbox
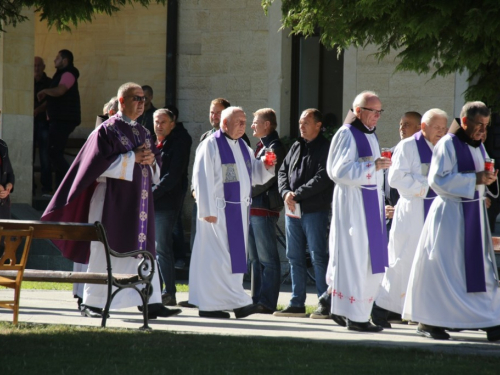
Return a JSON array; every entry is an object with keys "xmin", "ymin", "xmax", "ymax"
[{"xmin": 349, "ymin": 296, "xmax": 356, "ymax": 304}]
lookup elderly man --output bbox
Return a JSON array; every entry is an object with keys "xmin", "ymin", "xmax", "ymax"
[
  {"xmin": 327, "ymin": 91, "xmax": 390, "ymax": 332},
  {"xmin": 153, "ymin": 108, "xmax": 192, "ymax": 306},
  {"xmin": 37, "ymin": 49, "xmax": 81, "ymax": 190},
  {"xmin": 189, "ymin": 107, "xmax": 275, "ymax": 319},
  {"xmin": 275, "ymin": 109, "xmax": 334, "ymax": 318},
  {"xmin": 403, "ymin": 102, "xmax": 500, "ymax": 341},
  {"xmin": 374, "ymin": 109, "xmax": 448, "ymax": 328},
  {"xmin": 42, "ymin": 82, "xmax": 181, "ymax": 320},
  {"xmin": 248, "ymin": 108, "xmax": 286, "ymax": 314},
  {"xmin": 189, "ymin": 98, "xmax": 252, "ymax": 260}
]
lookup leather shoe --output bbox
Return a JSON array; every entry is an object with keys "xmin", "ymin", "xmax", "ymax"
[
  {"xmin": 161, "ymin": 293, "xmax": 177, "ymax": 306},
  {"xmin": 372, "ymin": 317, "xmax": 392, "ymax": 329},
  {"xmin": 416, "ymin": 323, "xmax": 450, "ymax": 340},
  {"xmin": 234, "ymin": 304, "xmax": 260, "ymax": 319},
  {"xmin": 347, "ymin": 319, "xmax": 383, "ymax": 332},
  {"xmin": 199, "ymin": 310, "xmax": 230, "ymax": 319},
  {"xmin": 147, "ymin": 304, "xmax": 182, "ymax": 319},
  {"xmin": 486, "ymin": 325, "xmax": 500, "ymax": 342},
  {"xmin": 81, "ymin": 305, "xmax": 104, "ymax": 318},
  {"xmin": 331, "ymin": 314, "xmax": 347, "ymax": 327},
  {"xmin": 254, "ymin": 304, "xmax": 275, "ymax": 314}
]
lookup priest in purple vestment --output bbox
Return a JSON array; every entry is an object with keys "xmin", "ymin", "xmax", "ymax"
[{"xmin": 42, "ymin": 82, "xmax": 181, "ymax": 320}]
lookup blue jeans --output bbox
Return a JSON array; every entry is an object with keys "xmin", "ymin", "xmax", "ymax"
[
  {"xmin": 286, "ymin": 211, "xmax": 329, "ymax": 307},
  {"xmin": 155, "ymin": 209, "xmax": 179, "ymax": 297},
  {"xmin": 248, "ymin": 214, "xmax": 281, "ymax": 310},
  {"xmin": 34, "ymin": 119, "xmax": 52, "ymax": 192}
]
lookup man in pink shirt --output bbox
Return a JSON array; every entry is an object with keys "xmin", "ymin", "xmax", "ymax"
[{"xmin": 37, "ymin": 49, "xmax": 81, "ymax": 191}]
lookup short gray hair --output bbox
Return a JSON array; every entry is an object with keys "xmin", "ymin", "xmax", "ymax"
[
  {"xmin": 153, "ymin": 108, "xmax": 174, "ymax": 121},
  {"xmin": 352, "ymin": 90, "xmax": 379, "ymax": 110},
  {"xmin": 117, "ymin": 82, "xmax": 141, "ymax": 99},
  {"xmin": 221, "ymin": 106, "xmax": 244, "ymax": 125},
  {"xmin": 422, "ymin": 108, "xmax": 448, "ymax": 126},
  {"xmin": 103, "ymin": 96, "xmax": 118, "ymax": 115},
  {"xmin": 460, "ymin": 101, "xmax": 491, "ymax": 120}
]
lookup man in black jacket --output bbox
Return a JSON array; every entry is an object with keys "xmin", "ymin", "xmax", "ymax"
[
  {"xmin": 275, "ymin": 109, "xmax": 334, "ymax": 317},
  {"xmin": 153, "ymin": 109, "xmax": 192, "ymax": 306},
  {"xmin": 37, "ymin": 49, "xmax": 81, "ymax": 190},
  {"xmin": 248, "ymin": 108, "xmax": 286, "ymax": 313}
]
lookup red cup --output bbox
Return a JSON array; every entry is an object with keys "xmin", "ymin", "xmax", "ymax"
[
  {"xmin": 265, "ymin": 148, "xmax": 276, "ymax": 166},
  {"xmin": 485, "ymin": 158, "xmax": 495, "ymax": 172},
  {"xmin": 381, "ymin": 148, "xmax": 392, "ymax": 159}
]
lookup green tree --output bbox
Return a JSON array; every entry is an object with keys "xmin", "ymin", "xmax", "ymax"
[
  {"xmin": 0, "ymin": 0, "xmax": 165, "ymax": 32},
  {"xmin": 263, "ymin": 0, "xmax": 500, "ymax": 110}
]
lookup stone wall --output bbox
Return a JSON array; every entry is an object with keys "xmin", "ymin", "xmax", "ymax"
[
  {"xmin": 343, "ymin": 44, "xmax": 463, "ymax": 148},
  {"xmin": 34, "ymin": 3, "xmax": 168, "ymax": 138},
  {"xmin": 0, "ymin": 9, "xmax": 36, "ymax": 204}
]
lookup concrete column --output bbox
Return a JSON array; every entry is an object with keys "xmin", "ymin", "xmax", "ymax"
[
  {"xmin": 0, "ymin": 9, "xmax": 35, "ymax": 205},
  {"xmin": 267, "ymin": 0, "xmax": 292, "ymax": 136}
]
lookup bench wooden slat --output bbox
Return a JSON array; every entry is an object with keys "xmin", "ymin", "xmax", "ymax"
[
  {"xmin": 0, "ymin": 220, "xmax": 100, "ymax": 242},
  {"xmin": 0, "ymin": 270, "xmax": 137, "ymax": 285}
]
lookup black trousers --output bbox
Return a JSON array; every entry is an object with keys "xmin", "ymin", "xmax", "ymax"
[{"xmin": 48, "ymin": 122, "xmax": 76, "ymax": 189}]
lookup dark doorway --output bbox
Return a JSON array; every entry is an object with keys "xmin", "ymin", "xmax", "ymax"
[{"xmin": 290, "ymin": 35, "xmax": 344, "ymax": 138}]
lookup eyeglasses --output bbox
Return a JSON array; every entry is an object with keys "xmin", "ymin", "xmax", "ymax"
[
  {"xmin": 128, "ymin": 95, "xmax": 146, "ymax": 102},
  {"xmin": 361, "ymin": 107, "xmax": 384, "ymax": 115}
]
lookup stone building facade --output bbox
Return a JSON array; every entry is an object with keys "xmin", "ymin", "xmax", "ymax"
[{"xmin": 0, "ymin": 1, "xmax": 467, "ymax": 209}]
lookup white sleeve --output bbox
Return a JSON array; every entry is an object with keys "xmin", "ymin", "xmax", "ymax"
[{"xmin": 100, "ymin": 151, "xmax": 135, "ymax": 181}]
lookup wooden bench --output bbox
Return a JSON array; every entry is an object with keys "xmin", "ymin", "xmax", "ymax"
[{"xmin": 0, "ymin": 220, "xmax": 155, "ymax": 330}]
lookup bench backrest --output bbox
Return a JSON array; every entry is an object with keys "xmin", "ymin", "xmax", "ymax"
[{"xmin": 0, "ymin": 220, "xmax": 104, "ymax": 243}]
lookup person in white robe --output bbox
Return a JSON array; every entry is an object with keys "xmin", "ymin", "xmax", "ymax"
[
  {"xmin": 403, "ymin": 101, "xmax": 500, "ymax": 341},
  {"xmin": 327, "ymin": 91, "xmax": 390, "ymax": 332},
  {"xmin": 376, "ymin": 109, "xmax": 448, "ymax": 325},
  {"xmin": 189, "ymin": 107, "xmax": 275, "ymax": 319}
]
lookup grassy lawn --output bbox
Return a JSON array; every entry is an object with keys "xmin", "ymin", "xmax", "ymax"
[
  {"xmin": 0, "ymin": 282, "xmax": 190, "ymax": 292},
  {"xmin": 0, "ymin": 322, "xmax": 498, "ymax": 374}
]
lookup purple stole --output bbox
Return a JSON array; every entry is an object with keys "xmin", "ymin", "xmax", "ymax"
[
  {"xmin": 450, "ymin": 134, "xmax": 487, "ymax": 293},
  {"xmin": 346, "ymin": 124, "xmax": 388, "ymax": 274},
  {"xmin": 214, "ymin": 130, "xmax": 252, "ymax": 274},
  {"xmin": 413, "ymin": 131, "xmax": 437, "ymax": 218}
]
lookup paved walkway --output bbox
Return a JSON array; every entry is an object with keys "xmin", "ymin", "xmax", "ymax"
[{"xmin": 1, "ymin": 284, "xmax": 499, "ymax": 357}]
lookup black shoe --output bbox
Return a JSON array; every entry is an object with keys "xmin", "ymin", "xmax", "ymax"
[
  {"xmin": 318, "ymin": 291, "xmax": 332, "ymax": 307},
  {"xmin": 331, "ymin": 314, "xmax": 347, "ymax": 327},
  {"xmin": 147, "ymin": 304, "xmax": 182, "ymax": 319},
  {"xmin": 81, "ymin": 305, "xmax": 103, "ymax": 318},
  {"xmin": 161, "ymin": 293, "xmax": 177, "ymax": 306},
  {"xmin": 273, "ymin": 306, "xmax": 306, "ymax": 317},
  {"xmin": 310, "ymin": 304, "xmax": 330, "ymax": 319},
  {"xmin": 234, "ymin": 304, "xmax": 261, "ymax": 319},
  {"xmin": 199, "ymin": 310, "xmax": 230, "ymax": 319},
  {"xmin": 178, "ymin": 300, "xmax": 197, "ymax": 308},
  {"xmin": 486, "ymin": 326, "xmax": 500, "ymax": 342},
  {"xmin": 254, "ymin": 304, "xmax": 275, "ymax": 314},
  {"xmin": 372, "ymin": 317, "xmax": 392, "ymax": 328},
  {"xmin": 416, "ymin": 323, "xmax": 450, "ymax": 340},
  {"xmin": 347, "ymin": 319, "xmax": 384, "ymax": 332}
]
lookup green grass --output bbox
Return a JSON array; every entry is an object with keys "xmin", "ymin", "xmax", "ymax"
[{"xmin": 0, "ymin": 322, "xmax": 498, "ymax": 374}]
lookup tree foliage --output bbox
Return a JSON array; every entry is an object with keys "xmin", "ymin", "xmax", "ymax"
[
  {"xmin": 262, "ymin": 0, "xmax": 500, "ymax": 110},
  {"xmin": 0, "ymin": 0, "xmax": 165, "ymax": 32}
]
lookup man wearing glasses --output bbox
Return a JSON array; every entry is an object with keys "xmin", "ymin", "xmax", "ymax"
[
  {"xmin": 326, "ymin": 90, "xmax": 390, "ymax": 332},
  {"xmin": 403, "ymin": 101, "xmax": 500, "ymax": 341},
  {"xmin": 42, "ymin": 82, "xmax": 181, "ymax": 320}
]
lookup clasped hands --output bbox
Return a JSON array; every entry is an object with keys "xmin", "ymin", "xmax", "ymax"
[{"xmin": 134, "ymin": 144, "xmax": 155, "ymax": 166}]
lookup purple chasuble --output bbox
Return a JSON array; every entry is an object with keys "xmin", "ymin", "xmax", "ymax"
[
  {"xmin": 450, "ymin": 134, "xmax": 487, "ymax": 293},
  {"xmin": 41, "ymin": 113, "xmax": 160, "ymax": 264},
  {"xmin": 345, "ymin": 124, "xmax": 388, "ymax": 274},
  {"xmin": 214, "ymin": 130, "xmax": 252, "ymax": 274},
  {"xmin": 413, "ymin": 131, "xmax": 437, "ymax": 218}
]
